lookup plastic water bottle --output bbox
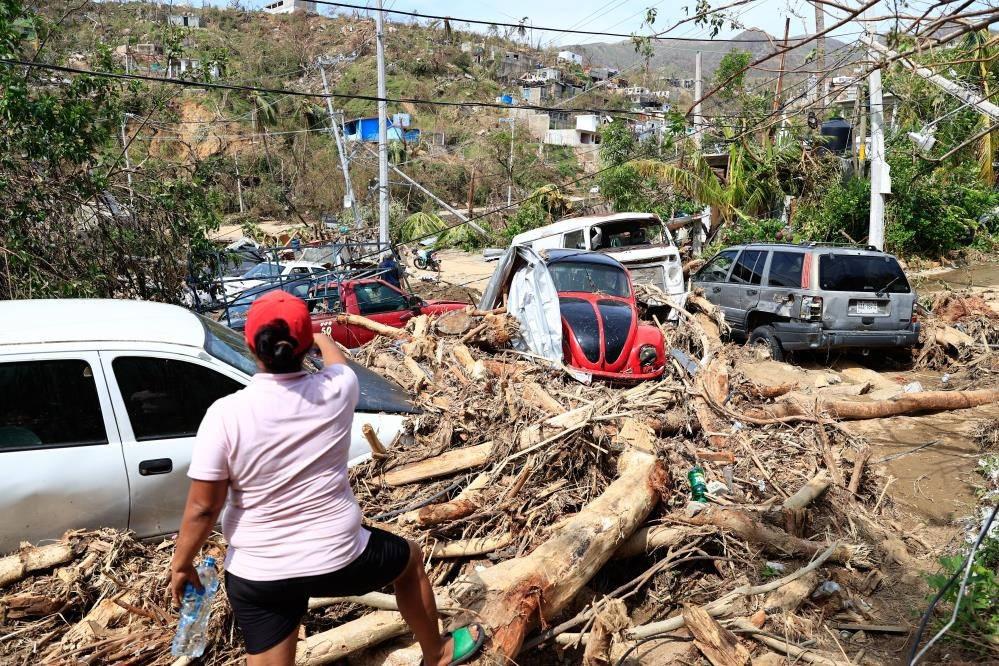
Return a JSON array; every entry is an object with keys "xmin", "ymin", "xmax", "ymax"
[{"xmin": 171, "ymin": 557, "xmax": 220, "ymax": 658}]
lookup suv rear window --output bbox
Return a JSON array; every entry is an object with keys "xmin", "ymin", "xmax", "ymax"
[{"xmin": 819, "ymin": 254, "xmax": 910, "ymax": 293}]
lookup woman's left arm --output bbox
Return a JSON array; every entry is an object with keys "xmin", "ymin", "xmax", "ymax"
[{"xmin": 168, "ymin": 479, "xmax": 229, "ymax": 606}]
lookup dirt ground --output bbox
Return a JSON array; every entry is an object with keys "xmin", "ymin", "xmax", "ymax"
[{"xmin": 405, "ymin": 249, "xmax": 497, "ymax": 304}]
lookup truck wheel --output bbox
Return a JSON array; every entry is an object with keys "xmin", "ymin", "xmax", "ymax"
[{"xmin": 748, "ymin": 325, "xmax": 785, "ymax": 362}]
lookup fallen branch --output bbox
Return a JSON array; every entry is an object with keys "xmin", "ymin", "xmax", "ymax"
[
  {"xmin": 757, "ymin": 388, "xmax": 999, "ymax": 421},
  {"xmin": 296, "ymin": 611, "xmax": 410, "ymax": 665},
  {"xmin": 0, "ymin": 542, "xmax": 77, "ymax": 588},
  {"xmin": 683, "ymin": 604, "xmax": 750, "ymax": 666},
  {"xmin": 729, "ymin": 618, "xmax": 846, "ymax": 666},
  {"xmin": 782, "ymin": 472, "xmax": 831, "ymax": 511},
  {"xmin": 333, "ymin": 313, "xmax": 411, "ymax": 341},
  {"xmin": 383, "ymin": 442, "xmax": 494, "ymax": 486},
  {"xmin": 431, "ymin": 534, "xmax": 512, "ymax": 559}
]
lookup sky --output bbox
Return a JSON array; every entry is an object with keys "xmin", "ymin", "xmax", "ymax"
[{"xmin": 189, "ymin": 0, "xmax": 879, "ymax": 46}]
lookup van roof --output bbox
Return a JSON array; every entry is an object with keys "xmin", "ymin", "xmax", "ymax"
[
  {"xmin": 511, "ymin": 212, "xmax": 662, "ymax": 245},
  {"xmin": 0, "ymin": 299, "xmax": 206, "ymax": 348}
]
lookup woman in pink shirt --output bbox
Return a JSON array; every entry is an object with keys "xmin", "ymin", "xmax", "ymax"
[{"xmin": 167, "ymin": 292, "xmax": 483, "ymax": 665}]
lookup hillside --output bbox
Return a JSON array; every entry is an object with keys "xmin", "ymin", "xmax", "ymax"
[{"xmin": 566, "ymin": 29, "xmax": 859, "ymax": 82}]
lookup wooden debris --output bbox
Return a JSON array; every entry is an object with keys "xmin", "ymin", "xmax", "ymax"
[
  {"xmin": 682, "ymin": 604, "xmax": 750, "ymax": 666},
  {"xmin": 363, "ymin": 423, "xmax": 389, "ymax": 459},
  {"xmin": 0, "ymin": 542, "xmax": 76, "ymax": 589},
  {"xmin": 382, "ymin": 442, "xmax": 493, "ymax": 486}
]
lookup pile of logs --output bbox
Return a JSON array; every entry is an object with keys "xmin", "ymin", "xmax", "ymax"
[{"xmin": 3, "ymin": 298, "xmax": 999, "ymax": 665}]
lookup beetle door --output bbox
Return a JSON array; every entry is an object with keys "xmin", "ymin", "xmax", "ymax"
[
  {"xmin": 102, "ymin": 352, "xmax": 244, "ymax": 539},
  {"xmin": 0, "ymin": 352, "xmax": 129, "ymax": 553}
]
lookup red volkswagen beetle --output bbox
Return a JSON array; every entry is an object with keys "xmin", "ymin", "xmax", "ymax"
[{"xmin": 545, "ymin": 250, "xmax": 665, "ymax": 380}]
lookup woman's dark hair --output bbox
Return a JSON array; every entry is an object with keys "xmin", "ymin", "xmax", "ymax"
[{"xmin": 253, "ymin": 320, "xmax": 305, "ymax": 373}]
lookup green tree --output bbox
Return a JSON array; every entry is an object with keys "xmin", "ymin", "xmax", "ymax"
[
  {"xmin": 0, "ymin": 1, "xmax": 219, "ymax": 301},
  {"xmin": 713, "ymin": 49, "xmax": 751, "ymax": 100}
]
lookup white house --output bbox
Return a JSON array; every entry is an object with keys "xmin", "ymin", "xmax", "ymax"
[
  {"xmin": 544, "ymin": 114, "xmax": 602, "ymax": 146},
  {"xmin": 168, "ymin": 13, "xmax": 201, "ymax": 28},
  {"xmin": 262, "ymin": 0, "xmax": 317, "ymax": 14},
  {"xmin": 557, "ymin": 50, "xmax": 583, "ymax": 66}
]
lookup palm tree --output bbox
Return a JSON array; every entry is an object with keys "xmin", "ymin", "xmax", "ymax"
[
  {"xmin": 249, "ymin": 92, "xmax": 278, "ymax": 134},
  {"xmin": 964, "ymin": 30, "xmax": 999, "ymax": 185},
  {"xmin": 400, "ymin": 212, "xmax": 446, "ymax": 242}
]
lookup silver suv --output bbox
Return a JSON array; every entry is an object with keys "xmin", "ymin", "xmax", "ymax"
[{"xmin": 690, "ymin": 243, "xmax": 919, "ymax": 360}]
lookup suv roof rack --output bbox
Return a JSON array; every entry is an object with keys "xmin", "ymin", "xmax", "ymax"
[{"xmin": 800, "ymin": 241, "xmax": 882, "ymax": 252}]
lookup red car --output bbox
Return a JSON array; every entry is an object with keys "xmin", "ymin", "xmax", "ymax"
[
  {"xmin": 480, "ymin": 248, "xmax": 666, "ymax": 381},
  {"xmin": 545, "ymin": 250, "xmax": 666, "ymax": 380},
  {"xmin": 309, "ymin": 278, "xmax": 468, "ymax": 348}
]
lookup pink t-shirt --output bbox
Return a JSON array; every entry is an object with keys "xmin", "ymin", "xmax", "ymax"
[{"xmin": 188, "ymin": 364, "xmax": 369, "ymax": 581}]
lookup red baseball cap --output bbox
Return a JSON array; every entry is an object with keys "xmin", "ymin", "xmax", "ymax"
[{"xmin": 244, "ymin": 291, "xmax": 315, "ymax": 356}]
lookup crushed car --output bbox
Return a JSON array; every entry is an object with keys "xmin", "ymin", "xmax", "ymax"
[{"xmin": 480, "ymin": 247, "xmax": 666, "ymax": 382}]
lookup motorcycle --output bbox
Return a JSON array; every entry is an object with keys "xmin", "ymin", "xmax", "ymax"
[{"xmin": 413, "ymin": 249, "xmax": 441, "ymax": 272}]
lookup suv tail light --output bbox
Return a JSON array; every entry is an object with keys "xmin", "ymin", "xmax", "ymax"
[{"xmin": 800, "ymin": 295, "xmax": 823, "ymax": 321}]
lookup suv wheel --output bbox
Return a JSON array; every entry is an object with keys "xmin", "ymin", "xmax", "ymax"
[{"xmin": 748, "ymin": 325, "xmax": 785, "ymax": 362}]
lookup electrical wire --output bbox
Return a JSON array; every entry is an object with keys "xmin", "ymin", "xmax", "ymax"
[
  {"xmin": 908, "ymin": 503, "xmax": 999, "ymax": 664},
  {"xmin": 311, "ymin": 0, "xmax": 807, "ymax": 43}
]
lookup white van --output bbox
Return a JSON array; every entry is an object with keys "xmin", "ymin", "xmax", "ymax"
[
  {"xmin": 0, "ymin": 299, "xmax": 414, "ymax": 553},
  {"xmin": 510, "ymin": 212, "xmax": 686, "ymax": 302}
]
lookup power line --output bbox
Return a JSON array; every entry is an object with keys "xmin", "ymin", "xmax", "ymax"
[
  {"xmin": 4, "ymin": 57, "xmax": 674, "ymax": 120},
  {"xmin": 311, "ymin": 0, "xmax": 810, "ymax": 43}
]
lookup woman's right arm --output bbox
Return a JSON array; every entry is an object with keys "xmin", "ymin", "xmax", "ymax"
[{"xmin": 315, "ymin": 333, "xmax": 349, "ymax": 367}]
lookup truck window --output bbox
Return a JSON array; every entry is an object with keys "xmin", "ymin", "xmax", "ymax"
[
  {"xmin": 819, "ymin": 254, "xmax": 910, "ymax": 293},
  {"xmin": 0, "ymin": 359, "xmax": 107, "ymax": 451},
  {"xmin": 694, "ymin": 250, "xmax": 738, "ymax": 283},
  {"xmin": 729, "ymin": 250, "xmax": 766, "ymax": 285},
  {"xmin": 112, "ymin": 357, "xmax": 242, "ymax": 441},
  {"xmin": 355, "ymin": 282, "xmax": 408, "ymax": 315},
  {"xmin": 563, "ymin": 229, "xmax": 586, "ymax": 250},
  {"xmin": 767, "ymin": 252, "xmax": 804, "ymax": 288}
]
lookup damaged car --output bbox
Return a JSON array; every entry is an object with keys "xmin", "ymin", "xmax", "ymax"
[
  {"xmin": 0, "ymin": 299, "xmax": 417, "ymax": 553},
  {"xmin": 481, "ymin": 247, "xmax": 666, "ymax": 382}
]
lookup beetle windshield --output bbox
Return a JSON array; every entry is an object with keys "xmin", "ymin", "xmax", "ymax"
[{"xmin": 549, "ymin": 261, "xmax": 630, "ymax": 297}]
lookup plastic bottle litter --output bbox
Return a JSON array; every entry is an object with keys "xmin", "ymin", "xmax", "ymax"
[
  {"xmin": 902, "ymin": 381, "xmax": 923, "ymax": 393},
  {"xmin": 942, "ymin": 373, "xmax": 951, "ymax": 385},
  {"xmin": 707, "ymin": 480, "xmax": 729, "ymax": 496},
  {"xmin": 764, "ymin": 561, "xmax": 786, "ymax": 573},
  {"xmin": 811, "ymin": 580, "xmax": 842, "ymax": 599},
  {"xmin": 171, "ymin": 556, "xmax": 220, "ymax": 658},
  {"xmin": 688, "ymin": 466, "xmax": 708, "ymax": 502}
]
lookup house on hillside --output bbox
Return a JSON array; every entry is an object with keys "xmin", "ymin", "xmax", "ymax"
[
  {"xmin": 521, "ymin": 79, "xmax": 582, "ymax": 105},
  {"xmin": 493, "ymin": 49, "xmax": 538, "ymax": 81},
  {"xmin": 521, "ymin": 67, "xmax": 563, "ymax": 83},
  {"xmin": 587, "ymin": 66, "xmax": 618, "ymax": 82},
  {"xmin": 343, "ymin": 117, "xmax": 421, "ymax": 143},
  {"xmin": 557, "ymin": 50, "xmax": 583, "ymax": 66},
  {"xmin": 168, "ymin": 13, "xmax": 201, "ymax": 28},
  {"xmin": 262, "ymin": 0, "xmax": 317, "ymax": 14},
  {"xmin": 544, "ymin": 114, "xmax": 604, "ymax": 146}
]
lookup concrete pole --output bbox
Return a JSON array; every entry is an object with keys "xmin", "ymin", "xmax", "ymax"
[
  {"xmin": 507, "ymin": 116, "xmax": 515, "ymax": 206},
  {"xmin": 693, "ymin": 51, "xmax": 703, "ymax": 149},
  {"xmin": 813, "ymin": 1, "xmax": 826, "ymax": 115},
  {"xmin": 319, "ymin": 62, "xmax": 363, "ymax": 229},
  {"xmin": 375, "ymin": 0, "xmax": 390, "ymax": 256},
  {"xmin": 866, "ymin": 31, "xmax": 887, "ymax": 250}
]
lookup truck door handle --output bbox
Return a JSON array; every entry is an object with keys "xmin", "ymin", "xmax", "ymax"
[
  {"xmin": 746, "ymin": 289, "xmax": 758, "ymax": 295},
  {"xmin": 712, "ymin": 286, "xmax": 722, "ymax": 293},
  {"xmin": 139, "ymin": 458, "xmax": 173, "ymax": 476}
]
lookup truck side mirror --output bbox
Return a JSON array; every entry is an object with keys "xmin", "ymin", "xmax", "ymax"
[{"xmin": 407, "ymin": 294, "xmax": 423, "ymax": 308}]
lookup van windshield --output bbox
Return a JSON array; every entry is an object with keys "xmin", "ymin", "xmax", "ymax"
[
  {"xmin": 592, "ymin": 219, "xmax": 669, "ymax": 249},
  {"xmin": 818, "ymin": 254, "xmax": 911, "ymax": 294}
]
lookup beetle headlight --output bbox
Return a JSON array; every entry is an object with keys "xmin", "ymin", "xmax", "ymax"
[{"xmin": 639, "ymin": 344, "xmax": 658, "ymax": 365}]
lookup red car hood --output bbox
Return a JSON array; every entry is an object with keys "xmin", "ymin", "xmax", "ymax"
[{"xmin": 558, "ymin": 294, "xmax": 637, "ymax": 374}]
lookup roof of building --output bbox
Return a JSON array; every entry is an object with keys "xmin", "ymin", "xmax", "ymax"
[{"xmin": 0, "ymin": 299, "xmax": 206, "ymax": 348}]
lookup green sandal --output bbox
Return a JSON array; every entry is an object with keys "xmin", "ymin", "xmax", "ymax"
[{"xmin": 428, "ymin": 623, "xmax": 486, "ymax": 666}]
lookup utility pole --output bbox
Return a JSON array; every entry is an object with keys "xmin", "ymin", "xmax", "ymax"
[
  {"xmin": 121, "ymin": 114, "xmax": 133, "ymax": 203},
  {"xmin": 375, "ymin": 0, "xmax": 390, "ymax": 257},
  {"xmin": 319, "ymin": 60, "xmax": 363, "ymax": 229},
  {"xmin": 693, "ymin": 51, "xmax": 703, "ymax": 149},
  {"xmin": 864, "ymin": 20, "xmax": 888, "ymax": 250},
  {"xmin": 772, "ymin": 18, "xmax": 791, "ymax": 112},
  {"xmin": 498, "ymin": 116, "xmax": 516, "ymax": 206},
  {"xmin": 812, "ymin": 1, "xmax": 826, "ymax": 115}
]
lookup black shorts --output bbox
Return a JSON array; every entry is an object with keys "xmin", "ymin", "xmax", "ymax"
[{"xmin": 225, "ymin": 527, "xmax": 411, "ymax": 654}]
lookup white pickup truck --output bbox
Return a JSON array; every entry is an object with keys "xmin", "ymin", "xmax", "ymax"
[
  {"xmin": 510, "ymin": 212, "xmax": 686, "ymax": 303},
  {"xmin": 0, "ymin": 299, "xmax": 414, "ymax": 553}
]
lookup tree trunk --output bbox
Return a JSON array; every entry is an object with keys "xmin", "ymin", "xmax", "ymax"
[
  {"xmin": 755, "ymin": 388, "xmax": 999, "ymax": 421},
  {"xmin": 333, "ymin": 313, "xmax": 411, "ymax": 341},
  {"xmin": 296, "ymin": 611, "xmax": 410, "ymax": 665},
  {"xmin": 448, "ymin": 446, "xmax": 666, "ymax": 663},
  {"xmin": 383, "ymin": 442, "xmax": 494, "ymax": 486}
]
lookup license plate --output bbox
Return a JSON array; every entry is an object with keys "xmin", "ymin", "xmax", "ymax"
[{"xmin": 856, "ymin": 301, "xmax": 880, "ymax": 314}]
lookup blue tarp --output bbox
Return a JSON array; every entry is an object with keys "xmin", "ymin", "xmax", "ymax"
[{"xmin": 344, "ymin": 117, "xmax": 421, "ymax": 143}]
